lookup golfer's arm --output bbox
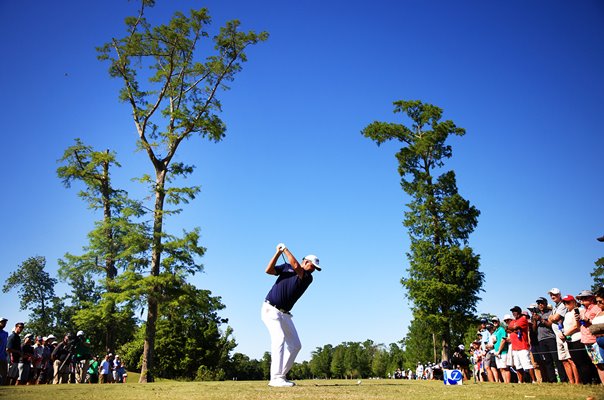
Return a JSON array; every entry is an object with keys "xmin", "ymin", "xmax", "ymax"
[
  {"xmin": 265, "ymin": 251, "xmax": 281, "ymax": 275},
  {"xmin": 283, "ymin": 248, "xmax": 303, "ymax": 278}
]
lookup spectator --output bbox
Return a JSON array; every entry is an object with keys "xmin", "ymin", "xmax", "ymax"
[
  {"xmin": 18, "ymin": 334, "xmax": 34, "ymax": 385},
  {"xmin": 74, "ymin": 330, "xmax": 91, "ymax": 384},
  {"xmin": 99, "ymin": 354, "xmax": 111, "ymax": 383},
  {"xmin": 576, "ymin": 290, "xmax": 603, "ymax": 384},
  {"xmin": 51, "ymin": 334, "xmax": 72, "ymax": 384},
  {"xmin": 560, "ymin": 295, "xmax": 591, "ymax": 384},
  {"xmin": 548, "ymin": 287, "xmax": 571, "ymax": 382},
  {"xmin": 532, "ymin": 297, "xmax": 562, "ymax": 383},
  {"xmin": 87, "ymin": 356, "xmax": 99, "ymax": 384},
  {"xmin": 0, "ymin": 317, "xmax": 8, "ymax": 385},
  {"xmin": 507, "ymin": 306, "xmax": 536, "ymax": 383},
  {"xmin": 527, "ymin": 303, "xmax": 544, "ymax": 382},
  {"xmin": 451, "ymin": 344, "xmax": 470, "ymax": 380},
  {"xmin": 6, "ymin": 322, "xmax": 24, "ymax": 385},
  {"xmin": 40, "ymin": 335, "xmax": 56, "ymax": 384},
  {"xmin": 483, "ymin": 323, "xmax": 498, "ymax": 382},
  {"xmin": 494, "ymin": 315, "xmax": 512, "ymax": 383},
  {"xmin": 31, "ymin": 336, "xmax": 45, "ymax": 384}
]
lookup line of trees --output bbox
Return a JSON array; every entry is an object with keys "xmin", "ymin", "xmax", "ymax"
[{"xmin": 3, "ymin": 0, "xmax": 268, "ymax": 383}]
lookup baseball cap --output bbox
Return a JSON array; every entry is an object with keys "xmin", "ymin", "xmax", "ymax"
[
  {"xmin": 0, "ymin": 317, "xmax": 7, "ymax": 322},
  {"xmin": 491, "ymin": 316, "xmax": 500, "ymax": 322},
  {"xmin": 77, "ymin": 330, "xmax": 85, "ymax": 337},
  {"xmin": 576, "ymin": 290, "xmax": 595, "ymax": 299},
  {"xmin": 536, "ymin": 297, "xmax": 548, "ymax": 304},
  {"xmin": 303, "ymin": 255, "xmax": 322, "ymax": 271},
  {"xmin": 24, "ymin": 333, "xmax": 33, "ymax": 340},
  {"xmin": 503, "ymin": 314, "xmax": 513, "ymax": 321},
  {"xmin": 528, "ymin": 303, "xmax": 538, "ymax": 310},
  {"xmin": 562, "ymin": 295, "xmax": 575, "ymax": 302},
  {"xmin": 47, "ymin": 334, "xmax": 56, "ymax": 341},
  {"xmin": 510, "ymin": 306, "xmax": 522, "ymax": 313},
  {"xmin": 548, "ymin": 288, "xmax": 561, "ymax": 295}
]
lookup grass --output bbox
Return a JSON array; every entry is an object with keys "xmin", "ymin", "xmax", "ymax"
[{"xmin": 1, "ymin": 378, "xmax": 603, "ymax": 400}]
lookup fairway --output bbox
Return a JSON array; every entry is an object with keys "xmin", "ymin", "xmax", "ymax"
[{"xmin": 1, "ymin": 379, "xmax": 603, "ymax": 400}]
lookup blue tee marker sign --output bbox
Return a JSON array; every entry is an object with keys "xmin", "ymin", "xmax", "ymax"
[{"xmin": 443, "ymin": 369, "xmax": 463, "ymax": 385}]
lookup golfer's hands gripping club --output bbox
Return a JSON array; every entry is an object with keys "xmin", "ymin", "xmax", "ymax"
[{"xmin": 277, "ymin": 243, "xmax": 287, "ymax": 253}]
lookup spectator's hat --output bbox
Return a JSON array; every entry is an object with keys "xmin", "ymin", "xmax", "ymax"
[
  {"xmin": 480, "ymin": 318, "xmax": 488, "ymax": 323},
  {"xmin": 503, "ymin": 314, "xmax": 513, "ymax": 321},
  {"xmin": 458, "ymin": 344, "xmax": 465, "ymax": 350},
  {"xmin": 576, "ymin": 290, "xmax": 595, "ymax": 300},
  {"xmin": 548, "ymin": 288, "xmax": 561, "ymax": 295},
  {"xmin": 42, "ymin": 336, "xmax": 48, "ymax": 341},
  {"xmin": 46, "ymin": 334, "xmax": 56, "ymax": 341},
  {"xmin": 536, "ymin": 296, "xmax": 548, "ymax": 304},
  {"xmin": 491, "ymin": 316, "xmax": 500, "ymax": 322},
  {"xmin": 562, "ymin": 294, "xmax": 575, "ymax": 302},
  {"xmin": 24, "ymin": 333, "xmax": 33, "ymax": 340},
  {"xmin": 0, "ymin": 317, "xmax": 7, "ymax": 322},
  {"xmin": 527, "ymin": 303, "xmax": 538, "ymax": 310},
  {"xmin": 77, "ymin": 330, "xmax": 85, "ymax": 337},
  {"xmin": 510, "ymin": 305, "xmax": 522, "ymax": 313}
]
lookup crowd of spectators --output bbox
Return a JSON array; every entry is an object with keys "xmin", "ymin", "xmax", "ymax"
[
  {"xmin": 444, "ymin": 287, "xmax": 604, "ymax": 385},
  {"xmin": 0, "ymin": 322, "xmax": 127, "ymax": 386},
  {"xmin": 398, "ymin": 287, "xmax": 604, "ymax": 385}
]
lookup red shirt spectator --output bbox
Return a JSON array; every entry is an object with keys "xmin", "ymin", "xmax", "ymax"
[{"xmin": 508, "ymin": 308, "xmax": 530, "ymax": 351}]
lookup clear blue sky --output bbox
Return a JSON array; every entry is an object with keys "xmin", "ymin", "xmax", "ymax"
[{"xmin": 1, "ymin": 0, "xmax": 603, "ymax": 362}]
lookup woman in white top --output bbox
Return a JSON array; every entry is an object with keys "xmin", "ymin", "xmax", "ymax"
[{"xmin": 561, "ymin": 295, "xmax": 594, "ymax": 384}]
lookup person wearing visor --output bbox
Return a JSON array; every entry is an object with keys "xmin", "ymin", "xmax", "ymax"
[{"xmin": 261, "ymin": 243, "xmax": 322, "ymax": 387}]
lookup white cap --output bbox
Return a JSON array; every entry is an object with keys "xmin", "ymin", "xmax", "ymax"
[
  {"xmin": 47, "ymin": 334, "xmax": 56, "ymax": 341},
  {"xmin": 303, "ymin": 255, "xmax": 322, "ymax": 271},
  {"xmin": 77, "ymin": 330, "xmax": 84, "ymax": 337},
  {"xmin": 548, "ymin": 288, "xmax": 561, "ymax": 295},
  {"xmin": 458, "ymin": 344, "xmax": 465, "ymax": 350},
  {"xmin": 503, "ymin": 314, "xmax": 513, "ymax": 321}
]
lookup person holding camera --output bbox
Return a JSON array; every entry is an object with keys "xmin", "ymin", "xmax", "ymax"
[
  {"xmin": 559, "ymin": 295, "xmax": 592, "ymax": 383},
  {"xmin": 51, "ymin": 334, "xmax": 72, "ymax": 384}
]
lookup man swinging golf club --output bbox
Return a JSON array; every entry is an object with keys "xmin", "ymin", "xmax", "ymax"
[{"xmin": 261, "ymin": 243, "xmax": 322, "ymax": 387}]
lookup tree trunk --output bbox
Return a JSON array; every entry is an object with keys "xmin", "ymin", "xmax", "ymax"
[{"xmin": 139, "ymin": 169, "xmax": 166, "ymax": 383}]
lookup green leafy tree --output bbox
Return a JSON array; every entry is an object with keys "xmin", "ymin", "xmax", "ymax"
[
  {"xmin": 226, "ymin": 353, "xmax": 263, "ymax": 380},
  {"xmin": 289, "ymin": 361, "xmax": 311, "ymax": 380},
  {"xmin": 363, "ymin": 100, "xmax": 483, "ymax": 361},
  {"xmin": 97, "ymin": 2, "xmax": 268, "ymax": 382},
  {"xmin": 371, "ymin": 346, "xmax": 390, "ymax": 378},
  {"xmin": 386, "ymin": 342, "xmax": 405, "ymax": 375},
  {"xmin": 2, "ymin": 256, "xmax": 60, "ymax": 335},
  {"xmin": 591, "ymin": 236, "xmax": 604, "ymax": 290},
  {"xmin": 117, "ymin": 280, "xmax": 234, "ymax": 381},
  {"xmin": 309, "ymin": 344, "xmax": 332, "ymax": 378},
  {"xmin": 260, "ymin": 351, "xmax": 271, "ymax": 380},
  {"xmin": 330, "ymin": 345, "xmax": 346, "ymax": 378},
  {"xmin": 57, "ymin": 138, "xmax": 146, "ymax": 352}
]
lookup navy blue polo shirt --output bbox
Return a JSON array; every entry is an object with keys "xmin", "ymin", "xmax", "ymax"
[{"xmin": 265, "ymin": 263, "xmax": 313, "ymax": 312}]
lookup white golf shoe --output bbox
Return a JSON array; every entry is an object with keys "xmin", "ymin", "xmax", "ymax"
[{"xmin": 268, "ymin": 378, "xmax": 295, "ymax": 387}]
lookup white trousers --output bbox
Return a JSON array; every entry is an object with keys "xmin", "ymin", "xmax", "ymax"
[{"xmin": 261, "ymin": 302, "xmax": 301, "ymax": 380}]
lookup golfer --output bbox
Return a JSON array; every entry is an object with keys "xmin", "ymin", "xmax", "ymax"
[{"xmin": 261, "ymin": 243, "xmax": 322, "ymax": 387}]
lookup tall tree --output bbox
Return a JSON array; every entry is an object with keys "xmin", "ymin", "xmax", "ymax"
[
  {"xmin": 362, "ymin": 100, "xmax": 483, "ymax": 361},
  {"xmin": 57, "ymin": 138, "xmax": 146, "ymax": 352},
  {"xmin": 98, "ymin": 0, "xmax": 268, "ymax": 382},
  {"xmin": 2, "ymin": 256, "xmax": 59, "ymax": 335},
  {"xmin": 97, "ymin": 3, "xmax": 268, "ymax": 381}
]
